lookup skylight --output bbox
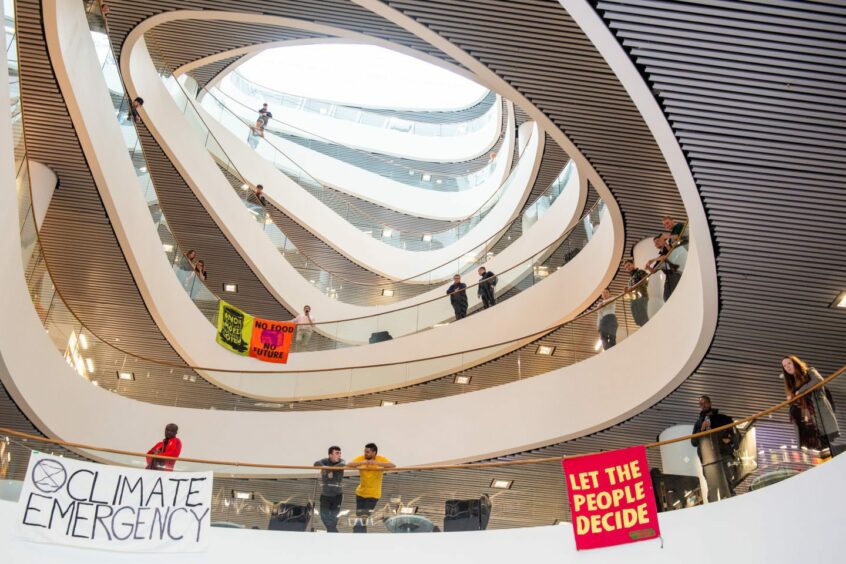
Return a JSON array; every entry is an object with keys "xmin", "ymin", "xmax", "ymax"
[{"xmin": 237, "ymin": 43, "xmax": 488, "ymax": 111}]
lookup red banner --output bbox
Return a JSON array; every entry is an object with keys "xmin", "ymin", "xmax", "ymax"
[
  {"xmin": 562, "ymin": 446, "xmax": 660, "ymax": 550},
  {"xmin": 248, "ymin": 317, "xmax": 297, "ymax": 364}
]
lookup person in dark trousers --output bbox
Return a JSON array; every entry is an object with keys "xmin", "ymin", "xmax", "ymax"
[
  {"xmin": 623, "ymin": 259, "xmax": 650, "ymax": 327},
  {"xmin": 691, "ymin": 396, "xmax": 737, "ymax": 502},
  {"xmin": 146, "ymin": 423, "xmax": 181, "ymax": 471},
  {"xmin": 314, "ymin": 446, "xmax": 345, "ymax": 532},
  {"xmin": 781, "ymin": 355, "xmax": 840, "ymax": 456},
  {"xmin": 257, "ymin": 103, "xmax": 272, "ymax": 128},
  {"xmin": 129, "ymin": 97, "xmax": 144, "ymax": 123},
  {"xmin": 347, "ymin": 443, "xmax": 394, "ymax": 533},
  {"xmin": 648, "ymin": 235, "xmax": 680, "ymax": 301},
  {"xmin": 446, "ymin": 274, "xmax": 468, "ymax": 320},
  {"xmin": 596, "ymin": 288, "xmax": 618, "ymax": 350},
  {"xmin": 477, "ymin": 266, "xmax": 497, "ymax": 309}
]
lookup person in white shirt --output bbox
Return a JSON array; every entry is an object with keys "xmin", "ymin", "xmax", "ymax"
[
  {"xmin": 596, "ymin": 288, "xmax": 618, "ymax": 350},
  {"xmin": 293, "ymin": 305, "xmax": 316, "ymax": 351}
]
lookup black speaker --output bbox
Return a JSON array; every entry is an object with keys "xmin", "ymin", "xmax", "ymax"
[
  {"xmin": 443, "ymin": 495, "xmax": 491, "ymax": 531},
  {"xmin": 369, "ymin": 331, "xmax": 393, "ymax": 344},
  {"xmin": 268, "ymin": 502, "xmax": 313, "ymax": 532}
]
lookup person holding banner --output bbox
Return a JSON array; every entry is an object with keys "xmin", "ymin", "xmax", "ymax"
[
  {"xmin": 293, "ymin": 305, "xmax": 316, "ymax": 351},
  {"xmin": 146, "ymin": 423, "xmax": 182, "ymax": 471}
]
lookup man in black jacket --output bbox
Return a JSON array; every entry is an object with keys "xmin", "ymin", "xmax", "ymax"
[
  {"xmin": 477, "ymin": 266, "xmax": 497, "ymax": 309},
  {"xmin": 314, "ymin": 446, "xmax": 345, "ymax": 532},
  {"xmin": 691, "ymin": 395, "xmax": 737, "ymax": 502},
  {"xmin": 446, "ymin": 274, "xmax": 468, "ymax": 320}
]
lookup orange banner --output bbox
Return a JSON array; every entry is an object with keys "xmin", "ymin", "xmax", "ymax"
[
  {"xmin": 248, "ymin": 317, "xmax": 297, "ymax": 364},
  {"xmin": 562, "ymin": 446, "xmax": 660, "ymax": 550}
]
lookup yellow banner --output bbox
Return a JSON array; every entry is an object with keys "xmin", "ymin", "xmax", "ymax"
[{"xmin": 215, "ymin": 300, "xmax": 253, "ymax": 355}]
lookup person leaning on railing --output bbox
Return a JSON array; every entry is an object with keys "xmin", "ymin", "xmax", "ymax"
[
  {"xmin": 623, "ymin": 259, "xmax": 650, "ymax": 327},
  {"xmin": 346, "ymin": 443, "xmax": 395, "ymax": 533},
  {"xmin": 146, "ymin": 423, "xmax": 181, "ymax": 472},
  {"xmin": 596, "ymin": 288, "xmax": 618, "ymax": 350},
  {"xmin": 314, "ymin": 446, "xmax": 345, "ymax": 533},
  {"xmin": 293, "ymin": 305, "xmax": 315, "ymax": 351},
  {"xmin": 446, "ymin": 274, "xmax": 468, "ymax": 320},
  {"xmin": 647, "ymin": 234, "xmax": 681, "ymax": 301},
  {"xmin": 691, "ymin": 396, "xmax": 737, "ymax": 502},
  {"xmin": 782, "ymin": 355, "xmax": 840, "ymax": 458}
]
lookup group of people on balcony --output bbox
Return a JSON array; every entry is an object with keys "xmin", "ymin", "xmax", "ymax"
[
  {"xmin": 691, "ymin": 355, "xmax": 840, "ymax": 504},
  {"xmin": 175, "ymin": 248, "xmax": 208, "ymax": 297},
  {"xmin": 446, "ymin": 266, "xmax": 498, "ymax": 320}
]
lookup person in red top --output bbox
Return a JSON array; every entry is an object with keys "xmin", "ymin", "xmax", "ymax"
[{"xmin": 146, "ymin": 423, "xmax": 182, "ymax": 471}]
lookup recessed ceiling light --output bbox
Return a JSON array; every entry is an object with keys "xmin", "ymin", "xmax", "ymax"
[
  {"xmin": 399, "ymin": 506, "xmax": 418, "ymax": 515},
  {"xmin": 85, "ymin": 358, "xmax": 95, "ymax": 373},
  {"xmin": 436, "ymin": 179, "xmax": 443, "ymax": 185},
  {"xmin": 232, "ymin": 490, "xmax": 254, "ymax": 500},
  {"xmin": 408, "ymin": 170, "xmax": 415, "ymax": 176},
  {"xmin": 490, "ymin": 479, "xmax": 513, "ymax": 489},
  {"xmin": 139, "ymin": 166, "xmax": 147, "ymax": 173},
  {"xmin": 454, "ymin": 375, "xmax": 471, "ymax": 385},
  {"xmin": 382, "ymin": 228, "xmax": 393, "ymax": 238},
  {"xmin": 421, "ymin": 233, "xmax": 432, "ymax": 242},
  {"xmin": 422, "ymin": 174, "xmax": 431, "ymax": 182},
  {"xmin": 223, "ymin": 283, "xmax": 238, "ymax": 293},
  {"xmin": 381, "ymin": 400, "xmax": 397, "ymax": 406},
  {"xmin": 536, "ymin": 345, "xmax": 555, "ymax": 356},
  {"xmin": 162, "ymin": 243, "xmax": 174, "ymax": 253},
  {"xmin": 382, "ymin": 289, "xmax": 395, "ymax": 297},
  {"xmin": 831, "ymin": 291, "xmax": 846, "ymax": 309},
  {"xmin": 116, "ymin": 372, "xmax": 135, "ymax": 381},
  {"xmin": 240, "ymin": 183, "xmax": 249, "ymax": 191}
]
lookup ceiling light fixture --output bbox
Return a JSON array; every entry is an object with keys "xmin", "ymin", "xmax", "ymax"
[
  {"xmin": 232, "ymin": 490, "xmax": 254, "ymax": 501},
  {"xmin": 422, "ymin": 174, "xmax": 431, "ymax": 182},
  {"xmin": 831, "ymin": 290, "xmax": 846, "ymax": 309},
  {"xmin": 139, "ymin": 166, "xmax": 147, "ymax": 173},
  {"xmin": 381, "ymin": 400, "xmax": 397, "ymax": 407},
  {"xmin": 78, "ymin": 333, "xmax": 89, "ymax": 350},
  {"xmin": 536, "ymin": 345, "xmax": 555, "ymax": 356},
  {"xmin": 421, "ymin": 233, "xmax": 432, "ymax": 242},
  {"xmin": 223, "ymin": 283, "xmax": 238, "ymax": 293},
  {"xmin": 162, "ymin": 243, "xmax": 174, "ymax": 253},
  {"xmin": 381, "ymin": 289, "xmax": 395, "ymax": 297},
  {"xmin": 240, "ymin": 183, "xmax": 249, "ymax": 191},
  {"xmin": 454, "ymin": 375, "xmax": 471, "ymax": 385},
  {"xmin": 116, "ymin": 372, "xmax": 135, "ymax": 381},
  {"xmin": 85, "ymin": 358, "xmax": 95, "ymax": 373},
  {"xmin": 382, "ymin": 228, "xmax": 393, "ymax": 238},
  {"xmin": 490, "ymin": 479, "xmax": 513, "ymax": 490}
]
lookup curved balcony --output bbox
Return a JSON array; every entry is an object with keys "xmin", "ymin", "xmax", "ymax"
[{"xmin": 216, "ymin": 70, "xmax": 503, "ymax": 162}]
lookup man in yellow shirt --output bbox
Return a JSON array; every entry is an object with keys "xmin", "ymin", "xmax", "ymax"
[{"xmin": 347, "ymin": 443, "xmax": 395, "ymax": 533}]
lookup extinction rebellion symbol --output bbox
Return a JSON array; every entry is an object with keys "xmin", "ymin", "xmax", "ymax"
[{"xmin": 31, "ymin": 458, "xmax": 68, "ymax": 494}]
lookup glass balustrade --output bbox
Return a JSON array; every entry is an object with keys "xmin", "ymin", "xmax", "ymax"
[
  {"xmin": 208, "ymin": 84, "xmax": 506, "ymax": 193},
  {"xmin": 1, "ymin": 361, "xmax": 841, "ymax": 531},
  {"xmin": 225, "ymin": 70, "xmax": 498, "ymax": 138},
  {"xmin": 196, "ymin": 83, "xmax": 515, "ymax": 253}
]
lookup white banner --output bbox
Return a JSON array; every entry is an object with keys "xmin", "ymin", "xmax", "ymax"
[{"xmin": 17, "ymin": 451, "xmax": 212, "ymax": 552}]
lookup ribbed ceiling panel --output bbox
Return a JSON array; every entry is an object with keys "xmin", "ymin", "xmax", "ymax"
[{"xmin": 190, "ymin": 53, "xmax": 245, "ymax": 90}]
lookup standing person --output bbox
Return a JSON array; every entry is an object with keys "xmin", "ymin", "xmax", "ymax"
[
  {"xmin": 128, "ymin": 97, "xmax": 144, "ymax": 123},
  {"xmin": 596, "ymin": 288, "xmax": 618, "ymax": 350},
  {"xmin": 253, "ymin": 184, "xmax": 268, "ymax": 207},
  {"xmin": 257, "ymin": 103, "xmax": 272, "ymax": 128},
  {"xmin": 247, "ymin": 118, "xmax": 264, "ymax": 149},
  {"xmin": 314, "ymin": 446, "xmax": 345, "ymax": 532},
  {"xmin": 782, "ymin": 355, "xmax": 840, "ymax": 456},
  {"xmin": 146, "ymin": 423, "xmax": 182, "ymax": 471},
  {"xmin": 293, "ymin": 305, "xmax": 315, "ymax": 351},
  {"xmin": 623, "ymin": 260, "xmax": 650, "ymax": 327},
  {"xmin": 446, "ymin": 274, "xmax": 468, "ymax": 320},
  {"xmin": 662, "ymin": 215, "xmax": 687, "ymax": 245},
  {"xmin": 477, "ymin": 266, "xmax": 497, "ymax": 309},
  {"xmin": 347, "ymin": 443, "xmax": 395, "ymax": 533},
  {"xmin": 648, "ymin": 235, "xmax": 681, "ymax": 301},
  {"xmin": 691, "ymin": 396, "xmax": 737, "ymax": 502},
  {"xmin": 193, "ymin": 260, "xmax": 208, "ymax": 282}
]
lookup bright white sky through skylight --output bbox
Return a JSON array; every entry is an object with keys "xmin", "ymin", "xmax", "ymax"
[{"xmin": 238, "ymin": 44, "xmax": 488, "ymax": 111}]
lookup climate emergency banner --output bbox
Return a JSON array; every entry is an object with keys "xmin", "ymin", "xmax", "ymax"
[
  {"xmin": 17, "ymin": 451, "xmax": 212, "ymax": 553},
  {"xmin": 215, "ymin": 300, "xmax": 296, "ymax": 363},
  {"xmin": 562, "ymin": 446, "xmax": 660, "ymax": 550}
]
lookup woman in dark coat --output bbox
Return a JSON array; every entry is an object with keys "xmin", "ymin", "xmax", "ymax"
[{"xmin": 782, "ymin": 355, "xmax": 840, "ymax": 455}]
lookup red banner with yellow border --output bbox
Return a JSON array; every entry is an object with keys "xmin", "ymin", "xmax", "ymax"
[{"xmin": 562, "ymin": 445, "xmax": 660, "ymax": 550}]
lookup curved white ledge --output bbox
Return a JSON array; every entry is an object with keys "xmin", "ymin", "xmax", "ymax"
[
  {"xmin": 206, "ymin": 89, "xmax": 514, "ymax": 222},
  {"xmin": 4, "ymin": 453, "xmax": 844, "ymax": 562}
]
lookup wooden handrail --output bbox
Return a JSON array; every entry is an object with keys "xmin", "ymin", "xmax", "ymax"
[{"xmin": 2, "ymin": 360, "xmax": 840, "ymax": 473}]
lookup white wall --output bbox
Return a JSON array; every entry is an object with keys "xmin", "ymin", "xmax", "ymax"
[{"xmin": 1, "ymin": 441, "xmax": 843, "ymax": 563}]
